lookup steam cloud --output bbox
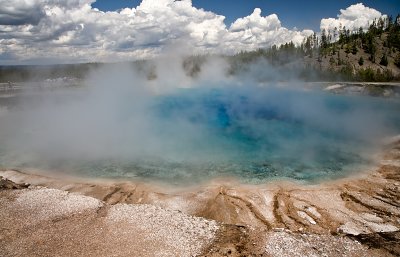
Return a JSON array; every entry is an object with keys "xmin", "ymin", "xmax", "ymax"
[{"xmin": 0, "ymin": 56, "xmax": 399, "ymax": 183}]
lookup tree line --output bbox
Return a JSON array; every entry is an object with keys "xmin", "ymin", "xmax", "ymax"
[{"xmin": 229, "ymin": 14, "xmax": 400, "ymax": 82}]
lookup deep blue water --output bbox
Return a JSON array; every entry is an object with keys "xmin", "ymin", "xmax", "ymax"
[
  {"xmin": 1, "ymin": 86, "xmax": 400, "ymax": 185},
  {"xmin": 138, "ymin": 87, "xmax": 400, "ymax": 184}
]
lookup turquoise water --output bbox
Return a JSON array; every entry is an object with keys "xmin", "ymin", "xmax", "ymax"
[{"xmin": 1, "ymin": 86, "xmax": 400, "ymax": 185}]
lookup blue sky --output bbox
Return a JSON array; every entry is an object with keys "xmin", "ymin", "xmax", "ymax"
[{"xmin": 92, "ymin": 0, "xmax": 399, "ymax": 31}]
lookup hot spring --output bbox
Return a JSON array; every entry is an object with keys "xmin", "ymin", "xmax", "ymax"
[{"xmin": 0, "ymin": 80, "xmax": 399, "ymax": 186}]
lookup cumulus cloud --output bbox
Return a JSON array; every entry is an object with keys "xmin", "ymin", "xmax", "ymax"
[
  {"xmin": 230, "ymin": 8, "xmax": 281, "ymax": 32},
  {"xmin": 320, "ymin": 3, "xmax": 386, "ymax": 32},
  {"xmin": 1, "ymin": 0, "xmax": 227, "ymax": 63},
  {"xmin": 0, "ymin": 0, "xmax": 45, "ymax": 25},
  {"xmin": 226, "ymin": 8, "xmax": 312, "ymax": 51},
  {"xmin": 0, "ymin": 1, "xmax": 386, "ymax": 64},
  {"xmin": 0, "ymin": 0, "xmax": 314, "ymax": 64}
]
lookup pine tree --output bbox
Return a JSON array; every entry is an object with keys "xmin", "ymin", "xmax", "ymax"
[
  {"xmin": 345, "ymin": 44, "xmax": 351, "ymax": 55},
  {"xmin": 358, "ymin": 57, "xmax": 364, "ymax": 66},
  {"xmin": 368, "ymin": 41, "xmax": 376, "ymax": 63},
  {"xmin": 321, "ymin": 29, "xmax": 328, "ymax": 49},
  {"xmin": 379, "ymin": 54, "xmax": 388, "ymax": 66},
  {"xmin": 351, "ymin": 42, "xmax": 358, "ymax": 55}
]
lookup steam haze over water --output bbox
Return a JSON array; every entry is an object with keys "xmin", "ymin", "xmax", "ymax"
[{"xmin": 0, "ymin": 61, "xmax": 399, "ymax": 185}]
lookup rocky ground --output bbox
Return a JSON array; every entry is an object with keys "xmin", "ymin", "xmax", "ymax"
[
  {"xmin": 320, "ymin": 82, "xmax": 400, "ymax": 97},
  {"xmin": 0, "ymin": 180, "xmax": 219, "ymax": 257},
  {"xmin": 1, "ymin": 139, "xmax": 400, "ymax": 256}
]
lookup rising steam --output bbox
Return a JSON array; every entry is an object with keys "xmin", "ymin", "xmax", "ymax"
[{"xmin": 0, "ymin": 55, "xmax": 399, "ymax": 184}]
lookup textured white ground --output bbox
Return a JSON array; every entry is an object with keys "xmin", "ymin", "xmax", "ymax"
[{"xmin": 0, "ymin": 187, "xmax": 219, "ymax": 257}]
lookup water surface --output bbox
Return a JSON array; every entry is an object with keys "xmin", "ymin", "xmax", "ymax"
[{"xmin": 0, "ymin": 85, "xmax": 399, "ymax": 185}]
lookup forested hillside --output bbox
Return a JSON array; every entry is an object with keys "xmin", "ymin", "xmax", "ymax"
[{"xmin": 230, "ymin": 15, "xmax": 400, "ymax": 81}]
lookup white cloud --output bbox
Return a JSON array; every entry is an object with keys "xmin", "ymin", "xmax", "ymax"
[
  {"xmin": 320, "ymin": 3, "xmax": 386, "ymax": 32},
  {"xmin": 1, "ymin": 0, "xmax": 231, "ymax": 63},
  {"xmin": 0, "ymin": 1, "xmax": 385, "ymax": 64},
  {"xmin": 226, "ymin": 8, "xmax": 312, "ymax": 51},
  {"xmin": 230, "ymin": 8, "xmax": 281, "ymax": 32}
]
